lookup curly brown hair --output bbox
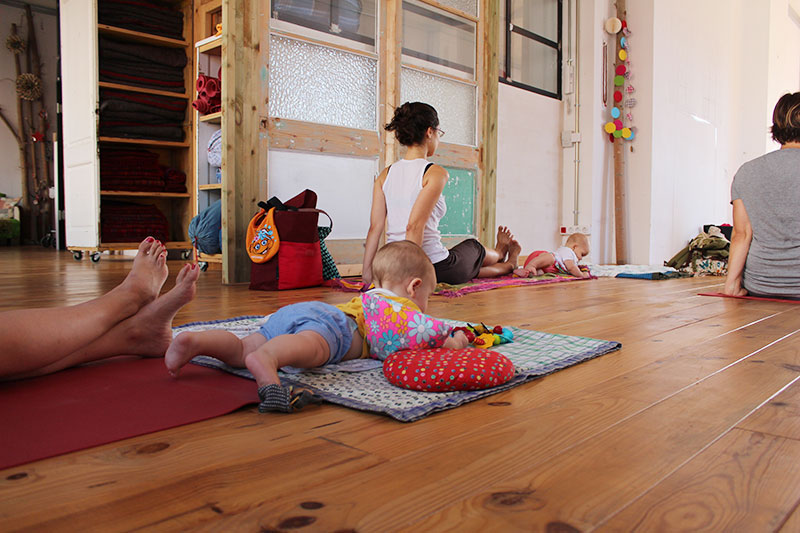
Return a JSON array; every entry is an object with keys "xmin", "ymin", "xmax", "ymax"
[
  {"xmin": 384, "ymin": 102, "xmax": 439, "ymax": 146},
  {"xmin": 771, "ymin": 92, "xmax": 800, "ymax": 145}
]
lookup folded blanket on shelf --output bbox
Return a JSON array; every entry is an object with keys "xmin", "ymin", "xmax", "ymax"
[
  {"xmin": 101, "ymin": 201, "xmax": 170, "ymax": 243},
  {"xmin": 99, "ymin": 91, "xmax": 187, "ymax": 140},
  {"xmin": 162, "ymin": 166, "xmax": 187, "ymax": 193},
  {"xmin": 100, "ymin": 95, "xmax": 186, "ymax": 121},
  {"xmin": 101, "ymin": 110, "xmax": 185, "ymax": 125},
  {"xmin": 100, "ymin": 149, "xmax": 186, "ymax": 193},
  {"xmin": 98, "ymin": 0, "xmax": 184, "ymax": 40},
  {"xmin": 99, "ymin": 37, "xmax": 188, "ymax": 68},
  {"xmin": 101, "ymin": 89, "xmax": 187, "ymax": 114},
  {"xmin": 99, "ymin": 124, "xmax": 185, "ymax": 142}
]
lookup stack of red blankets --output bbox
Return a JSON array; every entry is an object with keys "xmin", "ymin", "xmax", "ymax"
[
  {"xmin": 99, "ymin": 37, "xmax": 187, "ymax": 94},
  {"xmin": 100, "ymin": 148, "xmax": 186, "ymax": 193},
  {"xmin": 192, "ymin": 72, "xmax": 221, "ymax": 115},
  {"xmin": 101, "ymin": 201, "xmax": 170, "ymax": 243},
  {"xmin": 100, "ymin": 89, "xmax": 186, "ymax": 142}
]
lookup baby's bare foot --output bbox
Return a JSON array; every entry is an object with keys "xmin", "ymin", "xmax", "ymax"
[
  {"xmin": 126, "ymin": 263, "xmax": 200, "ymax": 363},
  {"xmin": 513, "ymin": 267, "xmax": 532, "ymax": 278},
  {"xmin": 165, "ymin": 332, "xmax": 199, "ymax": 377},
  {"xmin": 118, "ymin": 238, "xmax": 169, "ymax": 307},
  {"xmin": 495, "ymin": 226, "xmax": 512, "ymax": 260}
]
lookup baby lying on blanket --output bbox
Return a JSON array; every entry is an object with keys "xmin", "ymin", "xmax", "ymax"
[
  {"xmin": 514, "ymin": 232, "xmax": 591, "ymax": 279},
  {"xmin": 166, "ymin": 240, "xmax": 468, "ymax": 412}
]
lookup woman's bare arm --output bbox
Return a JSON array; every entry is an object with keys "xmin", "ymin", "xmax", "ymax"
[
  {"xmin": 723, "ymin": 199, "xmax": 753, "ymax": 296},
  {"xmin": 361, "ymin": 169, "xmax": 389, "ymax": 287}
]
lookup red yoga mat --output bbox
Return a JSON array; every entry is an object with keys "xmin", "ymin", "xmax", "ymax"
[
  {"xmin": 699, "ymin": 292, "xmax": 800, "ymax": 304},
  {"xmin": 0, "ymin": 358, "xmax": 257, "ymax": 471}
]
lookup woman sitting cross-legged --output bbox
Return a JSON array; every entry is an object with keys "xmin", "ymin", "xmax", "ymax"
[
  {"xmin": 724, "ymin": 92, "xmax": 800, "ymax": 298},
  {"xmin": 362, "ymin": 101, "xmax": 521, "ymax": 287}
]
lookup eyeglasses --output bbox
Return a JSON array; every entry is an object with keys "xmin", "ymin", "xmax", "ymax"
[{"xmin": 436, "ymin": 128, "xmax": 445, "ymax": 138}]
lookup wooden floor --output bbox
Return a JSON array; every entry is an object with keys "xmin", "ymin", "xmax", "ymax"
[{"xmin": 2, "ymin": 247, "xmax": 800, "ymax": 532}]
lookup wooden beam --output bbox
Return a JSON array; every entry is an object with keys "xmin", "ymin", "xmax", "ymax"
[
  {"xmin": 268, "ymin": 119, "xmax": 380, "ymax": 156},
  {"xmin": 613, "ymin": 0, "xmax": 628, "ymax": 264},
  {"xmin": 379, "ymin": 0, "xmax": 402, "ymax": 169},
  {"xmin": 398, "ymin": 142, "xmax": 479, "ymax": 169},
  {"xmin": 478, "ymin": 0, "xmax": 499, "ymax": 244},
  {"xmin": 221, "ymin": 0, "xmax": 265, "ymax": 283}
]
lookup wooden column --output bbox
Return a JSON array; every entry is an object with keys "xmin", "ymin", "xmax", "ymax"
[
  {"xmin": 478, "ymin": 0, "xmax": 499, "ymax": 245},
  {"xmin": 613, "ymin": 0, "xmax": 627, "ymax": 264},
  {"xmin": 221, "ymin": 0, "xmax": 265, "ymax": 283},
  {"xmin": 379, "ymin": 0, "xmax": 402, "ymax": 169}
]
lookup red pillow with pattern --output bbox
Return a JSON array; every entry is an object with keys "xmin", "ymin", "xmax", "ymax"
[{"xmin": 382, "ymin": 347, "xmax": 515, "ymax": 392}]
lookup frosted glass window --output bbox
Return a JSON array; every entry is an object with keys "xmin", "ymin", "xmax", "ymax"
[
  {"xmin": 269, "ymin": 35, "xmax": 377, "ymax": 130},
  {"xmin": 402, "ymin": 0, "xmax": 476, "ymax": 79},
  {"xmin": 270, "ymin": 0, "xmax": 377, "ymax": 46},
  {"xmin": 511, "ymin": 0, "xmax": 558, "ymax": 43},
  {"xmin": 435, "ymin": 0, "xmax": 477, "ymax": 17},
  {"xmin": 268, "ymin": 150, "xmax": 377, "ymax": 240},
  {"xmin": 510, "ymin": 33, "xmax": 558, "ymax": 95},
  {"xmin": 400, "ymin": 67, "xmax": 476, "ymax": 146}
]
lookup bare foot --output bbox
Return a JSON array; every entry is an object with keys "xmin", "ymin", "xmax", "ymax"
[
  {"xmin": 495, "ymin": 226, "xmax": 512, "ymax": 261},
  {"xmin": 127, "ymin": 263, "xmax": 200, "ymax": 359},
  {"xmin": 513, "ymin": 267, "xmax": 532, "ymax": 278},
  {"xmin": 507, "ymin": 239, "xmax": 521, "ymax": 267},
  {"xmin": 117, "ymin": 238, "xmax": 169, "ymax": 308},
  {"xmin": 245, "ymin": 350, "xmax": 281, "ymax": 387}
]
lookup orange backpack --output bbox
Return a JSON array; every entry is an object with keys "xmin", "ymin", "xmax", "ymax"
[{"xmin": 246, "ymin": 206, "xmax": 280, "ymax": 263}]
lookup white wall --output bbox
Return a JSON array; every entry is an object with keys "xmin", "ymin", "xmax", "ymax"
[
  {"xmin": 0, "ymin": 5, "xmax": 58, "ymax": 199},
  {"xmin": 575, "ymin": 0, "xmax": 799, "ymax": 265},
  {"xmin": 496, "ymin": 82, "xmax": 562, "ymax": 255},
  {"xmin": 766, "ymin": 0, "xmax": 800, "ymax": 152}
]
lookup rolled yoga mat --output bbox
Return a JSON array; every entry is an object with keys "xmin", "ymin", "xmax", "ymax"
[{"xmin": 0, "ymin": 357, "xmax": 257, "ymax": 471}]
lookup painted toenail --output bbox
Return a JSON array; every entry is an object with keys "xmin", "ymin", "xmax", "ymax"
[{"xmin": 146, "ymin": 237, "xmax": 154, "ymax": 242}]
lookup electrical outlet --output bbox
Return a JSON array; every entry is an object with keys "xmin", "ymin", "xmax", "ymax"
[{"xmin": 560, "ymin": 225, "xmax": 592, "ymax": 235}]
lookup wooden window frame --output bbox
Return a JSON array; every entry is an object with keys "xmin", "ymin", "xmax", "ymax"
[{"xmin": 499, "ymin": 0, "xmax": 563, "ymax": 100}]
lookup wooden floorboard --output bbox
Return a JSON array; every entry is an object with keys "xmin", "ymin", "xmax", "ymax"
[{"xmin": 1, "ymin": 247, "xmax": 800, "ymax": 531}]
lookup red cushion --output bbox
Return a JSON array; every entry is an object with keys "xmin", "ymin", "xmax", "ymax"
[{"xmin": 382, "ymin": 347, "xmax": 515, "ymax": 392}]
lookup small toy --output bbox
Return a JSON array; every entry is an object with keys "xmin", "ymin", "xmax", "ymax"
[{"xmin": 451, "ymin": 322, "xmax": 513, "ymax": 349}]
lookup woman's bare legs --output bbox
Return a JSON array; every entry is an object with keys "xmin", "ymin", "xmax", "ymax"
[
  {"xmin": 0, "ymin": 238, "xmax": 170, "ymax": 378},
  {"xmin": 478, "ymin": 239, "xmax": 521, "ymax": 278},
  {"xmin": 8, "ymin": 263, "xmax": 200, "ymax": 379}
]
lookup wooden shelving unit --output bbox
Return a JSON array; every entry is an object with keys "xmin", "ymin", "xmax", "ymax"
[
  {"xmin": 199, "ymin": 111, "xmax": 222, "ymax": 123},
  {"xmin": 98, "ymin": 81, "xmax": 189, "ymax": 99},
  {"xmin": 98, "ymin": 24, "xmax": 189, "ymax": 47},
  {"xmin": 98, "ymin": 137, "xmax": 191, "ymax": 148},
  {"xmin": 62, "ymin": 0, "xmax": 195, "ymax": 263},
  {"xmin": 192, "ymin": 0, "xmax": 224, "ymax": 273},
  {"xmin": 101, "ymin": 191, "xmax": 192, "ymax": 198}
]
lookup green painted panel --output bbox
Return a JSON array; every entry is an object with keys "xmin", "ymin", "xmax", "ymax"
[{"xmin": 439, "ymin": 167, "xmax": 475, "ymax": 236}]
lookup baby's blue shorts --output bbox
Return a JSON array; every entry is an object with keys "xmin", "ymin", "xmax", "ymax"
[{"xmin": 257, "ymin": 301, "xmax": 356, "ymax": 365}]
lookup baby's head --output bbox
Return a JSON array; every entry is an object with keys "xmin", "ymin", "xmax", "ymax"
[
  {"xmin": 371, "ymin": 240, "xmax": 436, "ymax": 312},
  {"xmin": 566, "ymin": 233, "xmax": 590, "ymax": 260}
]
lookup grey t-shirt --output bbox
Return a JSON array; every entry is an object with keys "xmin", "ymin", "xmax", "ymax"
[{"xmin": 730, "ymin": 148, "xmax": 800, "ymax": 297}]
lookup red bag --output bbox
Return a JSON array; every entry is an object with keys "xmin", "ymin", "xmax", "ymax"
[{"xmin": 249, "ymin": 190, "xmax": 331, "ymax": 291}]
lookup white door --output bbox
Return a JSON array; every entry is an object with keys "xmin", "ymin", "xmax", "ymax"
[{"xmin": 60, "ymin": 0, "xmax": 100, "ymax": 248}]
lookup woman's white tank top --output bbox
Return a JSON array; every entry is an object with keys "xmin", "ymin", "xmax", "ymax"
[{"xmin": 382, "ymin": 158, "xmax": 449, "ymax": 264}]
